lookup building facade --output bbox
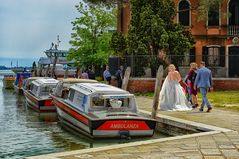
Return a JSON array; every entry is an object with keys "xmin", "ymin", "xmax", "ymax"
[{"xmin": 118, "ymin": 0, "xmax": 239, "ymax": 78}]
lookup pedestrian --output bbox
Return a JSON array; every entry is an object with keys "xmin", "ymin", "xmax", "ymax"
[
  {"xmin": 103, "ymin": 65, "xmax": 111, "ymax": 84},
  {"xmin": 194, "ymin": 61, "xmax": 213, "ymax": 112},
  {"xmin": 115, "ymin": 65, "xmax": 124, "ymax": 88},
  {"xmin": 81, "ymin": 70, "xmax": 89, "ymax": 79},
  {"xmin": 188, "ymin": 62, "xmax": 199, "ymax": 108},
  {"xmin": 87, "ymin": 67, "xmax": 96, "ymax": 80}
]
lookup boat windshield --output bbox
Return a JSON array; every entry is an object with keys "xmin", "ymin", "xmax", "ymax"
[
  {"xmin": 92, "ymin": 96, "xmax": 130, "ymax": 108},
  {"xmin": 39, "ymin": 85, "xmax": 56, "ymax": 96}
]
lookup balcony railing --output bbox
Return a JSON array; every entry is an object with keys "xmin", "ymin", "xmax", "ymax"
[{"xmin": 228, "ymin": 25, "xmax": 239, "ymax": 36}]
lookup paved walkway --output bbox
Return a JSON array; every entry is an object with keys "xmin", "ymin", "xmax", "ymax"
[{"xmin": 27, "ymin": 96, "xmax": 239, "ymax": 159}]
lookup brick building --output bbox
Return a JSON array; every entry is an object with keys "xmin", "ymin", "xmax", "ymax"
[{"xmin": 117, "ymin": 0, "xmax": 239, "ymax": 78}]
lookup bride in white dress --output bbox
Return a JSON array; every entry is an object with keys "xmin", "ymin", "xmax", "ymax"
[{"xmin": 159, "ymin": 64, "xmax": 192, "ymax": 111}]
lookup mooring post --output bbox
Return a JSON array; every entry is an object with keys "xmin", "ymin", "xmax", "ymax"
[
  {"xmin": 122, "ymin": 67, "xmax": 131, "ymax": 90},
  {"xmin": 151, "ymin": 65, "xmax": 164, "ymax": 119}
]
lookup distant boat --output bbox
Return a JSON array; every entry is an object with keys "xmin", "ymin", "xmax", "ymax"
[{"xmin": 2, "ymin": 70, "xmax": 16, "ymax": 89}]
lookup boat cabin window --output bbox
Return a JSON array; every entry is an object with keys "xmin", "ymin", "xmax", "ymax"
[
  {"xmin": 39, "ymin": 85, "xmax": 55, "ymax": 96},
  {"xmin": 68, "ymin": 89, "xmax": 75, "ymax": 102},
  {"xmin": 67, "ymin": 89, "xmax": 87, "ymax": 111},
  {"xmin": 31, "ymin": 83, "xmax": 39, "ymax": 96}
]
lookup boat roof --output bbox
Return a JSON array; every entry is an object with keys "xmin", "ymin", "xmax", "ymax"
[
  {"xmin": 1, "ymin": 70, "xmax": 15, "ymax": 76},
  {"xmin": 32, "ymin": 78, "xmax": 59, "ymax": 86},
  {"xmin": 27, "ymin": 77, "xmax": 50, "ymax": 80},
  {"xmin": 58, "ymin": 78, "xmax": 98, "ymax": 84},
  {"xmin": 71, "ymin": 83, "xmax": 130, "ymax": 95}
]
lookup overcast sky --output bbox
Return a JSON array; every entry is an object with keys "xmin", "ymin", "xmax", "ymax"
[{"xmin": 0, "ymin": 0, "xmax": 79, "ymax": 59}]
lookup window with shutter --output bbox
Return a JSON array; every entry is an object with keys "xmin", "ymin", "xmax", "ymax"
[
  {"xmin": 189, "ymin": 47, "xmax": 195, "ymax": 63},
  {"xmin": 202, "ymin": 46, "xmax": 208, "ymax": 65},
  {"xmin": 220, "ymin": 47, "xmax": 225, "ymax": 67},
  {"xmin": 203, "ymin": 46, "xmax": 221, "ymax": 66}
]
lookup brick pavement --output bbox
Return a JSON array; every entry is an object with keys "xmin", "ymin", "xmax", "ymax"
[{"xmin": 27, "ymin": 96, "xmax": 239, "ymax": 159}]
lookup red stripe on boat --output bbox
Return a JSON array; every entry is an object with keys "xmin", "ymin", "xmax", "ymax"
[
  {"xmin": 96, "ymin": 120, "xmax": 150, "ymax": 130},
  {"xmin": 44, "ymin": 99, "xmax": 54, "ymax": 106},
  {"xmin": 54, "ymin": 100, "xmax": 89, "ymax": 125}
]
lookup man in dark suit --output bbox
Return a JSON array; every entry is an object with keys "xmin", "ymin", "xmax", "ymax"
[{"xmin": 194, "ymin": 61, "xmax": 213, "ymax": 112}]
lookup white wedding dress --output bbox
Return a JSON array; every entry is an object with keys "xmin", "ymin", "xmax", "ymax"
[{"xmin": 159, "ymin": 76, "xmax": 192, "ymax": 111}]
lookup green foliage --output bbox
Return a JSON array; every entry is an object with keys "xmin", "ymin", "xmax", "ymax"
[
  {"xmin": 68, "ymin": 2, "xmax": 117, "ymax": 68},
  {"xmin": 110, "ymin": 32, "xmax": 127, "ymax": 57},
  {"xmin": 197, "ymin": 0, "xmax": 223, "ymax": 21}
]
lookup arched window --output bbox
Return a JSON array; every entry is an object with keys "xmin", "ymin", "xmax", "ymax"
[
  {"xmin": 178, "ymin": 0, "xmax": 190, "ymax": 26},
  {"xmin": 208, "ymin": 5, "xmax": 219, "ymax": 26}
]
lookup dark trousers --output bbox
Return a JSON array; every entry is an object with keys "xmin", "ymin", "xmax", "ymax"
[{"xmin": 117, "ymin": 79, "xmax": 122, "ymax": 88}]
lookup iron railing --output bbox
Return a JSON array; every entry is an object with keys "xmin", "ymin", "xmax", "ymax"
[
  {"xmin": 228, "ymin": 25, "xmax": 239, "ymax": 36},
  {"xmin": 109, "ymin": 54, "xmax": 239, "ymax": 78}
]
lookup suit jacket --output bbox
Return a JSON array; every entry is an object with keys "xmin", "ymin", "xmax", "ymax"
[{"xmin": 194, "ymin": 66, "xmax": 213, "ymax": 88}]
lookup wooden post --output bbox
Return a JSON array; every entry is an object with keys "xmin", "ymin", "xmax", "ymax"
[
  {"xmin": 121, "ymin": 67, "xmax": 131, "ymax": 90},
  {"xmin": 151, "ymin": 65, "xmax": 164, "ymax": 119}
]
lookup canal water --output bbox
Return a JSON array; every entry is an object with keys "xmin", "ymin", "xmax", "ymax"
[{"xmin": 0, "ymin": 78, "xmax": 167, "ymax": 159}]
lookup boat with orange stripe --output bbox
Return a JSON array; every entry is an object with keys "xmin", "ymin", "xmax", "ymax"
[
  {"xmin": 51, "ymin": 83, "xmax": 156, "ymax": 138},
  {"xmin": 24, "ymin": 78, "xmax": 59, "ymax": 112}
]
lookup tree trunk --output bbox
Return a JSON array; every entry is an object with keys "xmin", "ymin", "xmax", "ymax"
[{"xmin": 151, "ymin": 65, "xmax": 164, "ymax": 119}]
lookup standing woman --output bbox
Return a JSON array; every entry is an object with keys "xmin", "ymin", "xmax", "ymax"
[
  {"xmin": 187, "ymin": 62, "xmax": 199, "ymax": 108},
  {"xmin": 159, "ymin": 64, "xmax": 191, "ymax": 111}
]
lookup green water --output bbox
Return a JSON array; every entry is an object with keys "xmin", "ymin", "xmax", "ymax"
[{"xmin": 0, "ymin": 78, "xmax": 167, "ymax": 159}]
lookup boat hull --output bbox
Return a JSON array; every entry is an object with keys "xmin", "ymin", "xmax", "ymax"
[
  {"xmin": 14, "ymin": 85, "xmax": 23, "ymax": 95},
  {"xmin": 24, "ymin": 90, "xmax": 56, "ymax": 113},
  {"xmin": 53, "ymin": 98, "xmax": 156, "ymax": 138}
]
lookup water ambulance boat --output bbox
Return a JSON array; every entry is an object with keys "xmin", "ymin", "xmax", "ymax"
[
  {"xmin": 13, "ymin": 72, "xmax": 31, "ymax": 95},
  {"xmin": 24, "ymin": 78, "xmax": 59, "ymax": 112},
  {"xmin": 51, "ymin": 83, "xmax": 156, "ymax": 138}
]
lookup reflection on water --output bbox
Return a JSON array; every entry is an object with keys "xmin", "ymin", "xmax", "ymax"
[{"xmin": 0, "ymin": 79, "xmax": 168, "ymax": 159}]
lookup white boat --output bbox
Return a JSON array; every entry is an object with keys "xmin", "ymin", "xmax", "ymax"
[
  {"xmin": 24, "ymin": 78, "xmax": 59, "ymax": 112},
  {"xmin": 51, "ymin": 83, "xmax": 156, "ymax": 138}
]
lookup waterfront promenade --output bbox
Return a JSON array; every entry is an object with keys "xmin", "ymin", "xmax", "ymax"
[{"xmin": 27, "ymin": 96, "xmax": 239, "ymax": 159}]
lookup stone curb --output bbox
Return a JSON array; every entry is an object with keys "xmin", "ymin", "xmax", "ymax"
[{"xmin": 26, "ymin": 109, "xmax": 233, "ymax": 159}]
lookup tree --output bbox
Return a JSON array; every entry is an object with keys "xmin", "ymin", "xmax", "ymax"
[
  {"xmin": 126, "ymin": 0, "xmax": 194, "ymax": 76},
  {"xmin": 68, "ymin": 2, "xmax": 117, "ymax": 69},
  {"xmin": 110, "ymin": 32, "xmax": 127, "ymax": 57}
]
